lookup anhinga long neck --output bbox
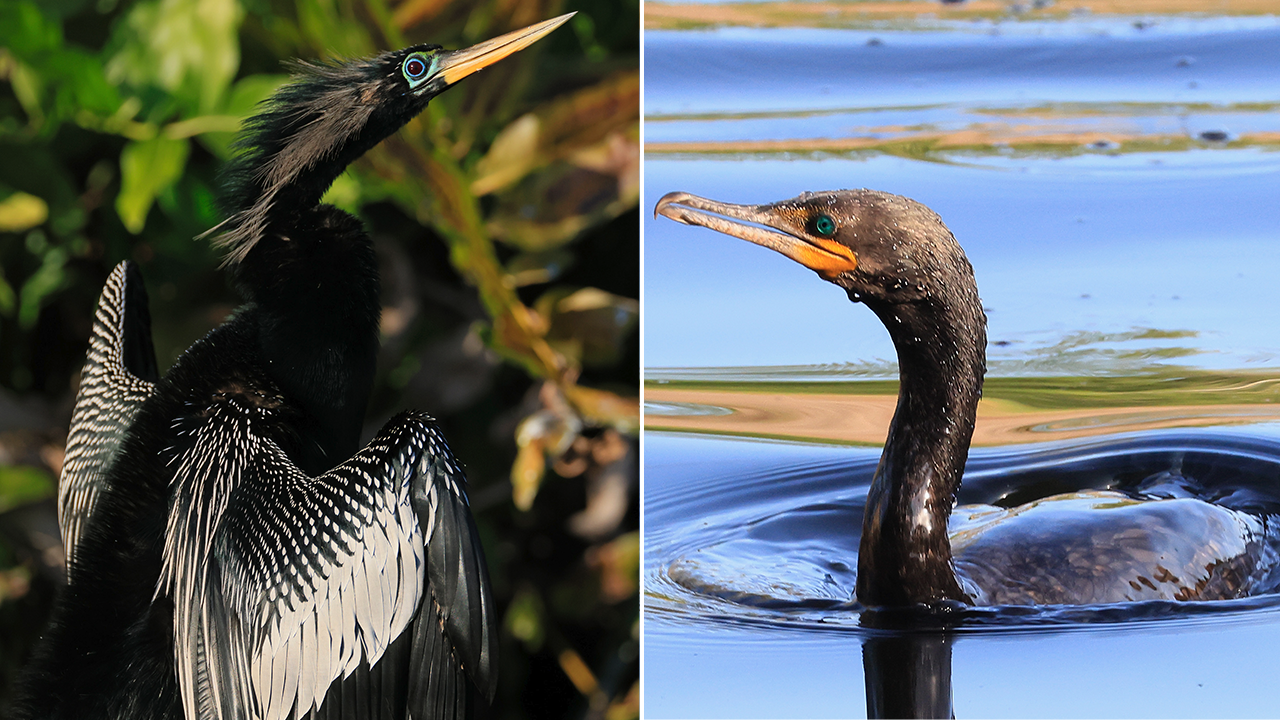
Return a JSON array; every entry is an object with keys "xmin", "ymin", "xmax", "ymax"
[
  {"xmin": 232, "ymin": 207, "xmax": 382, "ymax": 475},
  {"xmin": 856, "ymin": 292, "xmax": 986, "ymax": 607}
]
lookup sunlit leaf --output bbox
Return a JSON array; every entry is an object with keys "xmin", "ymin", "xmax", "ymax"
[
  {"xmin": 116, "ymin": 135, "xmax": 190, "ymax": 233},
  {"xmin": 510, "ymin": 439, "xmax": 546, "ymax": 511},
  {"xmin": 471, "ymin": 114, "xmax": 540, "ymax": 196},
  {"xmin": 506, "ymin": 249, "xmax": 575, "ymax": 287},
  {"xmin": 0, "ymin": 192, "xmax": 49, "ymax": 233},
  {"xmin": 6, "ymin": 60, "xmax": 46, "ymax": 127},
  {"xmin": 486, "ymin": 129, "xmax": 640, "ymax": 251},
  {"xmin": 563, "ymin": 384, "xmax": 639, "ymax": 435},
  {"xmin": 537, "ymin": 287, "xmax": 639, "ymax": 367},
  {"xmin": 605, "ymin": 680, "xmax": 641, "ymax": 720},
  {"xmin": 106, "ymin": 0, "xmax": 244, "ymax": 114},
  {"xmin": 558, "ymin": 648, "xmax": 598, "ymax": 695},
  {"xmin": 472, "ymin": 70, "xmax": 640, "ymax": 197},
  {"xmin": 587, "ymin": 531, "xmax": 639, "ymax": 603}
]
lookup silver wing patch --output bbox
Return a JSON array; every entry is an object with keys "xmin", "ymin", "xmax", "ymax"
[
  {"xmin": 58, "ymin": 261, "xmax": 157, "ymax": 571},
  {"xmin": 159, "ymin": 398, "xmax": 492, "ymax": 720}
]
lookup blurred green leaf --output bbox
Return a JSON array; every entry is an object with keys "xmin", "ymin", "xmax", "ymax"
[
  {"xmin": 17, "ymin": 240, "xmax": 67, "ymax": 329},
  {"xmin": 49, "ymin": 47, "xmax": 121, "ymax": 118},
  {"xmin": 106, "ymin": 0, "xmax": 244, "ymax": 114},
  {"xmin": 5, "ymin": 61, "xmax": 46, "ymax": 128},
  {"xmin": 195, "ymin": 73, "xmax": 286, "ymax": 158},
  {"xmin": 1, "ymin": 3, "xmax": 120, "ymax": 131},
  {"xmin": 0, "ymin": 273, "xmax": 15, "ymax": 317},
  {"xmin": 116, "ymin": 135, "xmax": 190, "ymax": 233},
  {"xmin": 295, "ymin": 0, "xmax": 376, "ymax": 58},
  {"xmin": 504, "ymin": 585, "xmax": 547, "ymax": 652},
  {"xmin": 0, "ymin": 465, "xmax": 55, "ymax": 515},
  {"xmin": 0, "ymin": 2, "xmax": 63, "ymax": 59}
]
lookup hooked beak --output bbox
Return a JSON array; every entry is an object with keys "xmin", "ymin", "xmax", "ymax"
[
  {"xmin": 437, "ymin": 13, "xmax": 575, "ymax": 86},
  {"xmin": 655, "ymin": 191, "xmax": 859, "ymax": 279}
]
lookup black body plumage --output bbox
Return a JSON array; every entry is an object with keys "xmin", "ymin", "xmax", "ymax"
[{"xmin": 15, "ymin": 15, "xmax": 573, "ymax": 719}]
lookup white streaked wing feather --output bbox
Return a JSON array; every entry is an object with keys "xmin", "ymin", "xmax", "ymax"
[
  {"xmin": 296, "ymin": 609, "xmax": 317, "ymax": 717},
  {"xmin": 161, "ymin": 411, "xmax": 489, "ymax": 720},
  {"xmin": 339, "ymin": 579, "xmax": 361, "ymax": 679},
  {"xmin": 59, "ymin": 262, "xmax": 156, "ymax": 567}
]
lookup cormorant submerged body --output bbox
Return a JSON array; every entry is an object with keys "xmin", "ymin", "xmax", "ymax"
[
  {"xmin": 18, "ymin": 15, "xmax": 572, "ymax": 719},
  {"xmin": 656, "ymin": 189, "xmax": 1280, "ymax": 609}
]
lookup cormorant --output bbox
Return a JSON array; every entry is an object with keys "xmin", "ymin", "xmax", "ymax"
[
  {"xmin": 17, "ymin": 15, "xmax": 572, "ymax": 719},
  {"xmin": 656, "ymin": 189, "xmax": 1278, "ymax": 609}
]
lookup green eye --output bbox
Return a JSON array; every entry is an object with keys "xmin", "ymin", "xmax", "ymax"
[
  {"xmin": 813, "ymin": 214, "xmax": 836, "ymax": 237},
  {"xmin": 402, "ymin": 53, "xmax": 435, "ymax": 87}
]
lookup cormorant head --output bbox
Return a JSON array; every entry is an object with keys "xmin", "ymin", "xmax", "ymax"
[
  {"xmin": 211, "ymin": 14, "xmax": 573, "ymax": 264},
  {"xmin": 654, "ymin": 189, "xmax": 975, "ymax": 310}
]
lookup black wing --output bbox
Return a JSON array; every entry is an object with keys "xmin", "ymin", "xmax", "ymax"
[
  {"xmin": 159, "ymin": 396, "xmax": 497, "ymax": 720},
  {"xmin": 58, "ymin": 260, "xmax": 158, "ymax": 570}
]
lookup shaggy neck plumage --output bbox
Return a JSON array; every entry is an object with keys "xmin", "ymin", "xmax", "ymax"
[
  {"xmin": 208, "ymin": 55, "xmax": 422, "ymax": 473},
  {"xmin": 212, "ymin": 54, "xmax": 427, "ymax": 264}
]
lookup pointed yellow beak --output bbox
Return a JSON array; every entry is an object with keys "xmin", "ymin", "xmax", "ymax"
[{"xmin": 438, "ymin": 13, "xmax": 575, "ymax": 86}]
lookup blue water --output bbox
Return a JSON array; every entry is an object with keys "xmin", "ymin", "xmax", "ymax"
[
  {"xmin": 644, "ymin": 23, "xmax": 1280, "ymax": 371},
  {"xmin": 643, "ymin": 9, "xmax": 1280, "ymax": 719},
  {"xmin": 645, "ymin": 429, "xmax": 1280, "ymax": 717}
]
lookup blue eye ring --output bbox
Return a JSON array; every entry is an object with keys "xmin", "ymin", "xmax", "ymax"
[
  {"xmin": 402, "ymin": 53, "xmax": 434, "ymax": 85},
  {"xmin": 813, "ymin": 214, "xmax": 837, "ymax": 237}
]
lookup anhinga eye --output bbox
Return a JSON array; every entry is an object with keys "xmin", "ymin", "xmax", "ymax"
[
  {"xmin": 812, "ymin": 213, "xmax": 837, "ymax": 237},
  {"xmin": 402, "ymin": 53, "xmax": 435, "ymax": 87}
]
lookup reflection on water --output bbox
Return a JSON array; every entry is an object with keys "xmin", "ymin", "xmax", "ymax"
[
  {"xmin": 643, "ymin": 400, "xmax": 734, "ymax": 417},
  {"xmin": 862, "ymin": 627, "xmax": 954, "ymax": 720},
  {"xmin": 646, "ymin": 370, "xmax": 1280, "ymax": 446}
]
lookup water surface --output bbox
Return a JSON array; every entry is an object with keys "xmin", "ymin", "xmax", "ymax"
[{"xmin": 644, "ymin": 5, "xmax": 1280, "ymax": 717}]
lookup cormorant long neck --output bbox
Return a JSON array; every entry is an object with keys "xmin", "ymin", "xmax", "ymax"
[
  {"xmin": 856, "ymin": 288, "xmax": 986, "ymax": 607},
  {"xmin": 651, "ymin": 187, "xmax": 990, "ymax": 607}
]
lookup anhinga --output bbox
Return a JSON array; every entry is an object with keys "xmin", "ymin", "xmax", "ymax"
[
  {"xmin": 17, "ymin": 15, "xmax": 572, "ymax": 720},
  {"xmin": 656, "ymin": 189, "xmax": 1277, "ymax": 608}
]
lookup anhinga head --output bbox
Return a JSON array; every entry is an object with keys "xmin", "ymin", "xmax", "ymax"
[
  {"xmin": 210, "ymin": 14, "xmax": 573, "ymax": 265},
  {"xmin": 196, "ymin": 15, "xmax": 571, "ymax": 472}
]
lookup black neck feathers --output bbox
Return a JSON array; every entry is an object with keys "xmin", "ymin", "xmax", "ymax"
[
  {"xmin": 230, "ymin": 205, "xmax": 381, "ymax": 473},
  {"xmin": 857, "ymin": 290, "xmax": 986, "ymax": 607},
  {"xmin": 210, "ymin": 48, "xmax": 436, "ymax": 264}
]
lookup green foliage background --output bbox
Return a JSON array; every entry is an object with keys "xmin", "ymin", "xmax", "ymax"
[{"xmin": 0, "ymin": 0, "xmax": 639, "ymax": 717}]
